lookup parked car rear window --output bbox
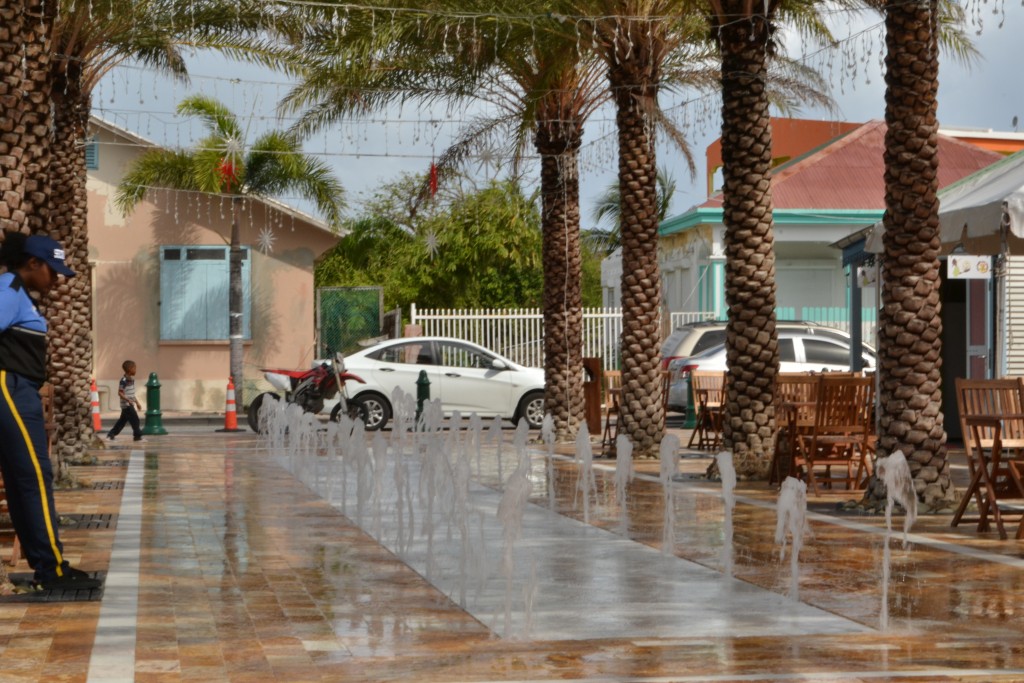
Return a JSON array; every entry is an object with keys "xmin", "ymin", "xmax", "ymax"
[
  {"xmin": 691, "ymin": 330, "xmax": 727, "ymax": 355},
  {"xmin": 803, "ymin": 338, "xmax": 851, "ymax": 367}
]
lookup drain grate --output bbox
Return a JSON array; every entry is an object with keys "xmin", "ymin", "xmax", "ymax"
[
  {"xmin": 1, "ymin": 572, "xmax": 105, "ymax": 603},
  {"xmin": 90, "ymin": 480, "xmax": 124, "ymax": 490},
  {"xmin": 60, "ymin": 513, "xmax": 117, "ymax": 530}
]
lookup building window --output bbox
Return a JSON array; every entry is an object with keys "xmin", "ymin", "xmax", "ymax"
[
  {"xmin": 85, "ymin": 137, "xmax": 99, "ymax": 169},
  {"xmin": 159, "ymin": 246, "xmax": 251, "ymax": 341}
]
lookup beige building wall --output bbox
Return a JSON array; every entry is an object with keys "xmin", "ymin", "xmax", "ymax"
[{"xmin": 86, "ymin": 122, "xmax": 339, "ymax": 412}]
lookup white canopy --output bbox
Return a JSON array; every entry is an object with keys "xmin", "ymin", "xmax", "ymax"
[{"xmin": 939, "ymin": 149, "xmax": 1024, "ymax": 253}]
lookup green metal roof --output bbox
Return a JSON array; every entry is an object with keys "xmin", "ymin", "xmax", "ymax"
[{"xmin": 659, "ymin": 208, "xmax": 883, "ymax": 236}]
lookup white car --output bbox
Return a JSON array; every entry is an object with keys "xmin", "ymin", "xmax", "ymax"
[
  {"xmin": 667, "ymin": 331, "xmax": 877, "ymax": 413},
  {"xmin": 332, "ymin": 337, "xmax": 546, "ymax": 431}
]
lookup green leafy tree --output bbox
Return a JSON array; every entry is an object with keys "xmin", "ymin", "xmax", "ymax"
[
  {"xmin": 317, "ymin": 176, "xmax": 543, "ymax": 311},
  {"xmin": 115, "ymin": 94, "xmax": 345, "ymax": 409}
]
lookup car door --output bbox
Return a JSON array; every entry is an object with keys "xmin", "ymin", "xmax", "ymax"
[
  {"xmin": 360, "ymin": 340, "xmax": 445, "ymax": 403},
  {"xmin": 434, "ymin": 341, "xmax": 513, "ymax": 417}
]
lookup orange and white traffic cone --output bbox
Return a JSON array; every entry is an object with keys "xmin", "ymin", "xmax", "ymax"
[
  {"xmin": 90, "ymin": 378, "xmax": 102, "ymax": 432},
  {"xmin": 217, "ymin": 376, "xmax": 243, "ymax": 432}
]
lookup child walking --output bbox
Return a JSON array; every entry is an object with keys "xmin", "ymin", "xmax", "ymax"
[{"xmin": 107, "ymin": 360, "xmax": 144, "ymax": 442}]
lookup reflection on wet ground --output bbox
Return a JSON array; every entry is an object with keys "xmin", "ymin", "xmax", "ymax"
[{"xmin": 3, "ymin": 427, "xmax": 1024, "ymax": 681}]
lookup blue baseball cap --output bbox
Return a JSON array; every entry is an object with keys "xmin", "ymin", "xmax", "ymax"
[{"xmin": 24, "ymin": 235, "xmax": 75, "ymax": 277}]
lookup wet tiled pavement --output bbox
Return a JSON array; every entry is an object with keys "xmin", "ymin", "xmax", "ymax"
[{"xmin": 4, "ymin": 422, "xmax": 1024, "ymax": 682}]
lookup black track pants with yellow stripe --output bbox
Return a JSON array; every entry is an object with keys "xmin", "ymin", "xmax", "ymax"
[{"xmin": 0, "ymin": 371, "xmax": 65, "ymax": 581}]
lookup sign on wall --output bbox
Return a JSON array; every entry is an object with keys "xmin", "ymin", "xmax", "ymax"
[{"xmin": 947, "ymin": 256, "xmax": 992, "ymax": 280}]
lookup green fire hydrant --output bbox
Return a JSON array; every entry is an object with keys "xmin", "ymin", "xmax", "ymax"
[
  {"xmin": 142, "ymin": 372, "xmax": 168, "ymax": 435},
  {"xmin": 415, "ymin": 369, "xmax": 431, "ymax": 428}
]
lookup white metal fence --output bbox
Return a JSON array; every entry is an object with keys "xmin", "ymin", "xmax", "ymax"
[
  {"xmin": 410, "ymin": 304, "xmax": 879, "ymax": 370},
  {"xmin": 410, "ymin": 305, "xmax": 715, "ymax": 370}
]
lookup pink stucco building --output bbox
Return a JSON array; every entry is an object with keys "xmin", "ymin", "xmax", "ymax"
[{"xmin": 86, "ymin": 118, "xmax": 340, "ymax": 412}]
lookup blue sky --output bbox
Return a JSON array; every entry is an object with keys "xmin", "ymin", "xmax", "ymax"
[{"xmin": 93, "ymin": 5, "xmax": 1024, "ymax": 227}]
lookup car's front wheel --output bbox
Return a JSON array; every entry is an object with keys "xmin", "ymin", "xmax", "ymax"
[
  {"xmin": 349, "ymin": 393, "xmax": 392, "ymax": 431},
  {"xmin": 515, "ymin": 391, "xmax": 545, "ymax": 429}
]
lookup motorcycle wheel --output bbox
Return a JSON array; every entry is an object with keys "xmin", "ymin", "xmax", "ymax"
[
  {"xmin": 329, "ymin": 399, "xmax": 367, "ymax": 425},
  {"xmin": 247, "ymin": 392, "xmax": 279, "ymax": 433}
]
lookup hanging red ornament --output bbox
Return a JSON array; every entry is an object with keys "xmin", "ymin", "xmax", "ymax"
[
  {"xmin": 218, "ymin": 158, "xmax": 238, "ymax": 193},
  {"xmin": 429, "ymin": 162, "xmax": 438, "ymax": 198}
]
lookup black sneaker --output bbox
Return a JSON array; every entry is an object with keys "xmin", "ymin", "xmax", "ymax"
[
  {"xmin": 133, "ymin": 437, "xmax": 146, "ymax": 442},
  {"xmin": 106, "ymin": 435, "xmax": 115, "ymax": 441},
  {"xmin": 33, "ymin": 567, "xmax": 102, "ymax": 591}
]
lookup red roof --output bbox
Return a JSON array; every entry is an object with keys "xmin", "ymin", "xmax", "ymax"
[{"xmin": 699, "ymin": 120, "xmax": 1002, "ymax": 210}]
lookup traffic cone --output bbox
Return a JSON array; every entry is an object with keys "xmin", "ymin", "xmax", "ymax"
[
  {"xmin": 216, "ymin": 376, "xmax": 244, "ymax": 432},
  {"xmin": 90, "ymin": 378, "xmax": 102, "ymax": 432}
]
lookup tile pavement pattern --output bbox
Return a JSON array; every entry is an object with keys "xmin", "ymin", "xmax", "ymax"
[{"xmin": 2, "ymin": 430, "xmax": 1024, "ymax": 681}]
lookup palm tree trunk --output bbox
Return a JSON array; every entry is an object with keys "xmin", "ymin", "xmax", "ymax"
[
  {"xmin": 872, "ymin": 0, "xmax": 953, "ymax": 506},
  {"xmin": 230, "ymin": 198, "xmax": 244, "ymax": 412},
  {"xmin": 0, "ymin": 0, "xmax": 53, "ymax": 235},
  {"xmin": 717, "ymin": 6, "xmax": 780, "ymax": 477},
  {"xmin": 48, "ymin": 65, "xmax": 95, "ymax": 467},
  {"xmin": 609, "ymin": 42, "xmax": 665, "ymax": 457},
  {"xmin": 536, "ymin": 121, "xmax": 585, "ymax": 441}
]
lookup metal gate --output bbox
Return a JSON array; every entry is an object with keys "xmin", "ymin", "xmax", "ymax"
[{"xmin": 316, "ymin": 286, "xmax": 383, "ymax": 358}]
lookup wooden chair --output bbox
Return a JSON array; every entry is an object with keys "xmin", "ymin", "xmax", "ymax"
[
  {"xmin": 687, "ymin": 370, "xmax": 725, "ymax": 451},
  {"xmin": 951, "ymin": 377, "xmax": 1024, "ymax": 534},
  {"xmin": 601, "ymin": 370, "xmax": 622, "ymax": 456},
  {"xmin": 954, "ymin": 377, "xmax": 1024, "ymax": 477},
  {"xmin": 796, "ymin": 374, "xmax": 875, "ymax": 495},
  {"xmin": 770, "ymin": 372, "xmax": 820, "ymax": 485}
]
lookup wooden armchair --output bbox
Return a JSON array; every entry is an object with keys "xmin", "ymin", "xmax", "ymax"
[
  {"xmin": 687, "ymin": 370, "xmax": 726, "ymax": 451},
  {"xmin": 770, "ymin": 372, "xmax": 820, "ymax": 485},
  {"xmin": 796, "ymin": 374, "xmax": 875, "ymax": 495}
]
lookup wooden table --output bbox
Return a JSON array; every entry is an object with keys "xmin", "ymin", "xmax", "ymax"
[{"xmin": 951, "ymin": 414, "xmax": 1024, "ymax": 540}]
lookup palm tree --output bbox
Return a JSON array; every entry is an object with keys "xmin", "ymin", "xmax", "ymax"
[
  {"xmin": 707, "ymin": 0, "xmax": 972, "ymax": 479},
  {"xmin": 42, "ymin": 0, "xmax": 286, "ymax": 462},
  {"xmin": 568, "ymin": 3, "xmax": 719, "ymax": 456},
  {"xmin": 0, "ymin": 0, "xmax": 55, "ymax": 236},
  {"xmin": 873, "ymin": 0, "xmax": 955, "ymax": 507},
  {"xmin": 280, "ymin": 2, "xmax": 613, "ymax": 440},
  {"xmin": 705, "ymin": 0, "xmax": 859, "ymax": 476},
  {"xmin": 114, "ymin": 95, "xmax": 345, "ymax": 410},
  {"xmin": 706, "ymin": 0, "xmax": 788, "ymax": 476}
]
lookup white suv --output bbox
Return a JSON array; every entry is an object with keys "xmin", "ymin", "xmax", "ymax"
[
  {"xmin": 661, "ymin": 320, "xmax": 855, "ymax": 369},
  {"xmin": 664, "ymin": 326, "xmax": 875, "ymax": 413}
]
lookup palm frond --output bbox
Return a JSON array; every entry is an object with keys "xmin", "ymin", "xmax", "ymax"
[
  {"xmin": 177, "ymin": 94, "xmax": 244, "ymax": 141},
  {"xmin": 113, "ymin": 149, "xmax": 198, "ymax": 214}
]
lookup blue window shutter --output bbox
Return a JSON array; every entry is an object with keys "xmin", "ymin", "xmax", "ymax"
[
  {"xmin": 204, "ymin": 259, "xmax": 229, "ymax": 339},
  {"xmin": 84, "ymin": 137, "xmax": 99, "ymax": 170},
  {"xmin": 160, "ymin": 248, "xmax": 187, "ymax": 339},
  {"xmin": 160, "ymin": 245, "xmax": 252, "ymax": 341}
]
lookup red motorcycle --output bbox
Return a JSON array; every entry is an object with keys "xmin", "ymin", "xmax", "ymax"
[{"xmin": 247, "ymin": 353, "xmax": 367, "ymax": 432}]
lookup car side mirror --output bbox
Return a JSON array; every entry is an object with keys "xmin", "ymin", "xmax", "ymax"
[{"xmin": 490, "ymin": 359, "xmax": 509, "ymax": 371}]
